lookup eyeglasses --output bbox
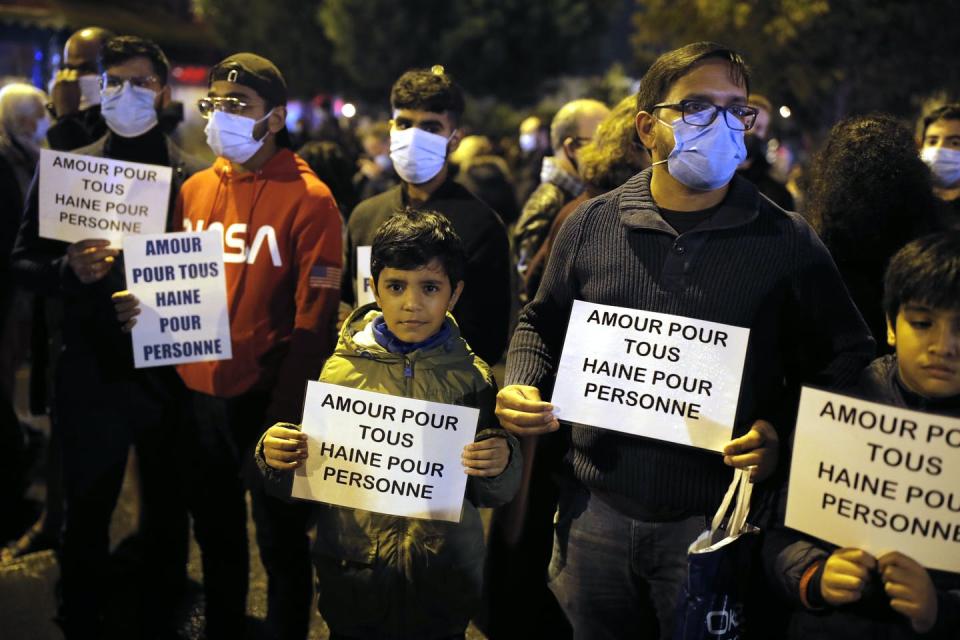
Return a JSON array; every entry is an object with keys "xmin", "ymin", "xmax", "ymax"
[
  {"xmin": 100, "ymin": 74, "xmax": 160, "ymax": 96},
  {"xmin": 197, "ymin": 96, "xmax": 255, "ymax": 119},
  {"xmin": 652, "ymin": 99, "xmax": 758, "ymax": 131}
]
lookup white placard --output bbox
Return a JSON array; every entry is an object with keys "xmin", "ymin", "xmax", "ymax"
[
  {"xmin": 786, "ymin": 387, "xmax": 960, "ymax": 573},
  {"xmin": 292, "ymin": 381, "xmax": 480, "ymax": 522},
  {"xmin": 39, "ymin": 149, "xmax": 172, "ymax": 246},
  {"xmin": 355, "ymin": 245, "xmax": 376, "ymax": 306},
  {"xmin": 123, "ymin": 230, "xmax": 232, "ymax": 368},
  {"xmin": 551, "ymin": 300, "xmax": 750, "ymax": 452}
]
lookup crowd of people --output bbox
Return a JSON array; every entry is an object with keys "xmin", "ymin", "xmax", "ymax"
[{"xmin": 0, "ymin": 26, "xmax": 958, "ymax": 640}]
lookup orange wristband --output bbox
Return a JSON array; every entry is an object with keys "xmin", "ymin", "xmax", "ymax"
[{"xmin": 799, "ymin": 560, "xmax": 823, "ymax": 610}]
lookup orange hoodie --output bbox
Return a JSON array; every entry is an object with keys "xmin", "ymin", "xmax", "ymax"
[{"xmin": 176, "ymin": 148, "xmax": 342, "ymax": 423}]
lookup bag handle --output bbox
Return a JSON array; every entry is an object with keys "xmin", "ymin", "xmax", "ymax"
[{"xmin": 709, "ymin": 467, "xmax": 754, "ymax": 536}]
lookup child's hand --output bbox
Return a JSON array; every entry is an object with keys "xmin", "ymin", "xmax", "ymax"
[
  {"xmin": 462, "ymin": 436, "xmax": 509, "ymax": 477},
  {"xmin": 878, "ymin": 551, "xmax": 938, "ymax": 633},
  {"xmin": 263, "ymin": 423, "xmax": 308, "ymax": 471},
  {"xmin": 820, "ymin": 548, "xmax": 876, "ymax": 606}
]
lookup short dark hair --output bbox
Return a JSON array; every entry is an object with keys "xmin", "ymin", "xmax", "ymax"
[
  {"xmin": 920, "ymin": 103, "xmax": 960, "ymax": 139},
  {"xmin": 99, "ymin": 36, "xmax": 170, "ymax": 85},
  {"xmin": 884, "ymin": 232, "xmax": 960, "ymax": 325},
  {"xmin": 635, "ymin": 41, "xmax": 750, "ymax": 114},
  {"xmin": 390, "ymin": 68, "xmax": 465, "ymax": 125},
  {"xmin": 371, "ymin": 208, "xmax": 466, "ymax": 290}
]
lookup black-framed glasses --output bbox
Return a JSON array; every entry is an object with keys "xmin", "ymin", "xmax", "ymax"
[
  {"xmin": 652, "ymin": 99, "xmax": 758, "ymax": 131},
  {"xmin": 197, "ymin": 96, "xmax": 254, "ymax": 119},
  {"xmin": 100, "ymin": 73, "xmax": 160, "ymax": 96}
]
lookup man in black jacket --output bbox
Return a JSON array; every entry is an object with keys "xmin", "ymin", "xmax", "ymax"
[
  {"xmin": 46, "ymin": 27, "xmax": 113, "ymax": 152},
  {"xmin": 345, "ymin": 67, "xmax": 511, "ymax": 366},
  {"xmin": 12, "ymin": 36, "xmax": 205, "ymax": 639}
]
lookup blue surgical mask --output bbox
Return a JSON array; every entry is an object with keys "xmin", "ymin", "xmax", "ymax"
[
  {"xmin": 390, "ymin": 127, "xmax": 451, "ymax": 185},
  {"xmin": 921, "ymin": 146, "xmax": 960, "ymax": 188},
  {"xmin": 652, "ymin": 114, "xmax": 746, "ymax": 191},
  {"xmin": 101, "ymin": 82, "xmax": 159, "ymax": 138}
]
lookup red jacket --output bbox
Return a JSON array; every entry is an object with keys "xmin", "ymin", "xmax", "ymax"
[{"xmin": 176, "ymin": 148, "xmax": 342, "ymax": 423}]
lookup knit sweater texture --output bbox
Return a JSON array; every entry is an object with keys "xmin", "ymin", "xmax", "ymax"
[{"xmin": 506, "ymin": 167, "xmax": 875, "ymax": 519}]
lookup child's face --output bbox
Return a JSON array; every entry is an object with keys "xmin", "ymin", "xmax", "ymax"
[
  {"xmin": 373, "ymin": 258, "xmax": 464, "ymax": 344},
  {"xmin": 887, "ymin": 304, "xmax": 960, "ymax": 399}
]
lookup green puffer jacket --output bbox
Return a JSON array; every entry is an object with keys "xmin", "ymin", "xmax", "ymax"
[{"xmin": 259, "ymin": 304, "xmax": 522, "ymax": 640}]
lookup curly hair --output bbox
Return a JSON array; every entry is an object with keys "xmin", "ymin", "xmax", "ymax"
[
  {"xmin": 577, "ymin": 96, "xmax": 650, "ymax": 193},
  {"xmin": 807, "ymin": 114, "xmax": 937, "ymax": 264}
]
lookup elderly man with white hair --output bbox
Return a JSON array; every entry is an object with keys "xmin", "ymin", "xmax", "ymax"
[{"xmin": 0, "ymin": 80, "xmax": 48, "ymax": 549}]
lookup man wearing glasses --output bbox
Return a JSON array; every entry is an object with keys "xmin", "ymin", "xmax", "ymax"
[
  {"xmin": 494, "ymin": 42, "xmax": 874, "ymax": 638},
  {"xmin": 13, "ymin": 35, "xmax": 204, "ymax": 638},
  {"xmin": 115, "ymin": 52, "xmax": 343, "ymax": 640}
]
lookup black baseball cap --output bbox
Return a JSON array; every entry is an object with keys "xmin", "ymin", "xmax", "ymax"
[
  {"xmin": 209, "ymin": 52, "xmax": 287, "ymax": 105},
  {"xmin": 209, "ymin": 52, "xmax": 292, "ymax": 148}
]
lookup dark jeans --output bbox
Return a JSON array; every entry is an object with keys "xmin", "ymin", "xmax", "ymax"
[
  {"xmin": 56, "ymin": 349, "xmax": 188, "ymax": 639},
  {"xmin": 184, "ymin": 390, "xmax": 313, "ymax": 640},
  {"xmin": 548, "ymin": 484, "xmax": 706, "ymax": 640}
]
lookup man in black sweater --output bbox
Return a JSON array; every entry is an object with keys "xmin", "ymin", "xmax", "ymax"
[
  {"xmin": 13, "ymin": 36, "xmax": 204, "ymax": 639},
  {"xmin": 345, "ymin": 67, "xmax": 510, "ymax": 366},
  {"xmin": 495, "ymin": 42, "xmax": 875, "ymax": 639}
]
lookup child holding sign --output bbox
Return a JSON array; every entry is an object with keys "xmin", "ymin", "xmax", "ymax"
[
  {"xmin": 766, "ymin": 232, "xmax": 960, "ymax": 638},
  {"xmin": 259, "ymin": 209, "xmax": 521, "ymax": 639}
]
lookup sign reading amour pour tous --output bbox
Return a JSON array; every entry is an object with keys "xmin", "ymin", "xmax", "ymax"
[{"xmin": 551, "ymin": 300, "xmax": 750, "ymax": 452}]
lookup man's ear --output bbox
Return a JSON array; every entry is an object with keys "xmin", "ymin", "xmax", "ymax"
[
  {"xmin": 636, "ymin": 111, "xmax": 657, "ymax": 152},
  {"xmin": 886, "ymin": 316, "xmax": 897, "ymax": 348},
  {"xmin": 448, "ymin": 280, "xmax": 465, "ymax": 311},
  {"xmin": 268, "ymin": 105, "xmax": 287, "ymax": 134},
  {"xmin": 157, "ymin": 85, "xmax": 172, "ymax": 110},
  {"xmin": 447, "ymin": 127, "xmax": 463, "ymax": 154}
]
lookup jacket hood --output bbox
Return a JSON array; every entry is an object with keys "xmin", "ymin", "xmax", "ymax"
[
  {"xmin": 336, "ymin": 303, "xmax": 472, "ymax": 367},
  {"xmin": 212, "ymin": 147, "xmax": 309, "ymax": 181}
]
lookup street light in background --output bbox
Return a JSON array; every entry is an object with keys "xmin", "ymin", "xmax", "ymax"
[
  {"xmin": 341, "ymin": 102, "xmax": 356, "ymax": 118},
  {"xmin": 779, "ymin": 105, "xmax": 792, "ymax": 119}
]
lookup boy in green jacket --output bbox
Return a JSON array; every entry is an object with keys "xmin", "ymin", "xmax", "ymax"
[{"xmin": 259, "ymin": 208, "xmax": 521, "ymax": 639}]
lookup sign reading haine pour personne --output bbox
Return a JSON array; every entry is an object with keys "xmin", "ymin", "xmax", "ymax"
[
  {"xmin": 551, "ymin": 300, "xmax": 750, "ymax": 452},
  {"xmin": 39, "ymin": 149, "xmax": 171, "ymax": 246},
  {"xmin": 123, "ymin": 230, "xmax": 232, "ymax": 368},
  {"xmin": 292, "ymin": 381, "xmax": 480, "ymax": 522},
  {"xmin": 786, "ymin": 387, "xmax": 960, "ymax": 573}
]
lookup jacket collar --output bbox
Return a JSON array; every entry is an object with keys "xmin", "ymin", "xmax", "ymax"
[{"xmin": 618, "ymin": 167, "xmax": 761, "ymax": 236}]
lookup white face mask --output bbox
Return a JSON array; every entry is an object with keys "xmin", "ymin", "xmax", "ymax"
[
  {"xmin": 204, "ymin": 109, "xmax": 272, "ymax": 163},
  {"xmin": 921, "ymin": 146, "xmax": 960, "ymax": 188},
  {"xmin": 77, "ymin": 74, "xmax": 102, "ymax": 111},
  {"xmin": 101, "ymin": 82, "xmax": 159, "ymax": 138},
  {"xmin": 390, "ymin": 127, "xmax": 451, "ymax": 185},
  {"xmin": 519, "ymin": 132, "xmax": 538, "ymax": 153}
]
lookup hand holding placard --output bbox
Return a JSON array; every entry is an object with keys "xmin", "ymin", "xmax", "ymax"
[
  {"xmin": 495, "ymin": 385, "xmax": 558, "ymax": 436},
  {"xmin": 67, "ymin": 238, "xmax": 118, "ymax": 284}
]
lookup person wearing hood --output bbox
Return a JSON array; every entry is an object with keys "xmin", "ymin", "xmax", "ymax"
[
  {"xmin": 12, "ymin": 35, "xmax": 205, "ymax": 639},
  {"xmin": 115, "ymin": 52, "xmax": 343, "ymax": 640}
]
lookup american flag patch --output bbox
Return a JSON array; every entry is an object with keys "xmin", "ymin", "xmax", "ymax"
[{"xmin": 308, "ymin": 264, "xmax": 342, "ymax": 289}]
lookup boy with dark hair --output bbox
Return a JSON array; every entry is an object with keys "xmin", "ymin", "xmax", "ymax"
[
  {"xmin": 766, "ymin": 231, "xmax": 960, "ymax": 639},
  {"xmin": 918, "ymin": 104, "xmax": 960, "ymax": 229},
  {"xmin": 261, "ymin": 208, "xmax": 521, "ymax": 640},
  {"xmin": 14, "ymin": 34, "xmax": 204, "ymax": 639},
  {"xmin": 345, "ymin": 67, "xmax": 510, "ymax": 368}
]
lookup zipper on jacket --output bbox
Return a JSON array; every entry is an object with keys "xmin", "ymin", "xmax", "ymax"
[{"xmin": 403, "ymin": 357, "xmax": 413, "ymax": 379}]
